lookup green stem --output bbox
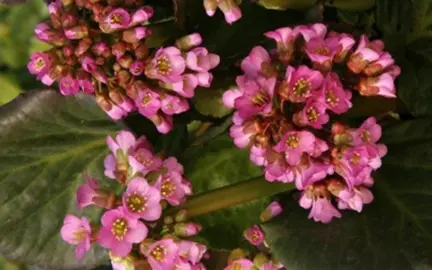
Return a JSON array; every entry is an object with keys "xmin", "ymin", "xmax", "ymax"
[
  {"xmin": 169, "ymin": 177, "xmax": 295, "ymax": 218},
  {"xmin": 324, "ymin": 0, "xmax": 375, "ymax": 11}
]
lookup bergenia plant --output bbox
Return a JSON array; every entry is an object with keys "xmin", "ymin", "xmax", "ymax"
[{"xmin": 0, "ymin": 0, "xmax": 431, "ymax": 269}]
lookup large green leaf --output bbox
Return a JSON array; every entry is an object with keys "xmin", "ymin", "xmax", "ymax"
[
  {"xmin": 262, "ymin": 118, "xmax": 432, "ymax": 270},
  {"xmin": 0, "ymin": 74, "xmax": 21, "ymax": 105},
  {"xmin": 0, "ymin": 89, "xmax": 121, "ymax": 268},
  {"xmin": 181, "ymin": 135, "xmax": 267, "ymax": 250}
]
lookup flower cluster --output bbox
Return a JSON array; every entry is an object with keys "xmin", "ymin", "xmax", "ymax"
[
  {"xmin": 61, "ymin": 131, "xmax": 208, "ymax": 269},
  {"xmin": 203, "ymin": 0, "xmax": 242, "ymax": 24},
  {"xmin": 222, "ymin": 23, "xmax": 399, "ymax": 223},
  {"xmin": 28, "ymin": 0, "xmax": 219, "ymax": 133}
]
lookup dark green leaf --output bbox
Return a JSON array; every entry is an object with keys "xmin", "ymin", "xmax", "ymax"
[
  {"xmin": 0, "ymin": 89, "xmax": 121, "ymax": 268},
  {"xmin": 262, "ymin": 118, "xmax": 432, "ymax": 270},
  {"xmin": 154, "ymin": 123, "xmax": 189, "ymax": 157},
  {"xmin": 181, "ymin": 135, "xmax": 267, "ymax": 250}
]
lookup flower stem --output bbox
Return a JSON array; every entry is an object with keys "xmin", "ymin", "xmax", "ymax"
[
  {"xmin": 324, "ymin": 0, "xmax": 375, "ymax": 11},
  {"xmin": 169, "ymin": 177, "xmax": 295, "ymax": 218}
]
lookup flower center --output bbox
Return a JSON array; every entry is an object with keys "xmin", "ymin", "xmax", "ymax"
[
  {"xmin": 232, "ymin": 263, "xmax": 244, "ymax": 270},
  {"xmin": 73, "ymin": 229, "xmax": 87, "ymax": 241},
  {"xmin": 150, "ymin": 245, "xmax": 166, "ymax": 262},
  {"xmin": 110, "ymin": 13, "xmax": 123, "ymax": 24},
  {"xmin": 250, "ymin": 231, "xmax": 260, "ymax": 243},
  {"xmin": 251, "ymin": 92, "xmax": 268, "ymax": 106},
  {"xmin": 360, "ymin": 130, "xmax": 370, "ymax": 142},
  {"xmin": 35, "ymin": 57, "xmax": 46, "ymax": 70},
  {"xmin": 350, "ymin": 152, "xmax": 361, "ymax": 164},
  {"xmin": 292, "ymin": 78, "xmax": 310, "ymax": 97},
  {"xmin": 134, "ymin": 151, "xmax": 153, "ymax": 167},
  {"xmin": 156, "ymin": 56, "xmax": 172, "ymax": 76},
  {"xmin": 126, "ymin": 192, "xmax": 147, "ymax": 213},
  {"xmin": 306, "ymin": 106, "xmax": 319, "ymax": 122},
  {"xmin": 141, "ymin": 92, "xmax": 152, "ymax": 106},
  {"xmin": 325, "ymin": 90, "xmax": 339, "ymax": 107},
  {"xmin": 161, "ymin": 177, "xmax": 176, "ymax": 197},
  {"xmin": 111, "ymin": 218, "xmax": 128, "ymax": 240},
  {"xmin": 285, "ymin": 134, "xmax": 300, "ymax": 149},
  {"xmin": 314, "ymin": 46, "xmax": 331, "ymax": 56}
]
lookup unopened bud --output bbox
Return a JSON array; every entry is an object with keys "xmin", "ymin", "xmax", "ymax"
[
  {"xmin": 64, "ymin": 25, "xmax": 89, "ymax": 40},
  {"xmin": 130, "ymin": 60, "xmax": 145, "ymax": 76},
  {"xmin": 228, "ymin": 248, "xmax": 247, "ymax": 263},
  {"xmin": 260, "ymin": 201, "xmax": 283, "ymax": 222},
  {"xmin": 75, "ymin": 37, "xmax": 92, "ymax": 56},
  {"xmin": 61, "ymin": 13, "xmax": 78, "ymax": 28},
  {"xmin": 175, "ymin": 33, "xmax": 202, "ymax": 51},
  {"xmin": 134, "ymin": 43, "xmax": 149, "ymax": 59},
  {"xmin": 253, "ymin": 253, "xmax": 269, "ymax": 268},
  {"xmin": 122, "ymin": 27, "xmax": 152, "ymax": 44},
  {"xmin": 164, "ymin": 216, "xmax": 174, "ymax": 225},
  {"xmin": 203, "ymin": 0, "xmax": 218, "ymax": 16},
  {"xmin": 175, "ymin": 209, "xmax": 188, "ymax": 222},
  {"xmin": 118, "ymin": 55, "xmax": 133, "ymax": 69},
  {"xmin": 112, "ymin": 41, "xmax": 128, "ymax": 59},
  {"xmin": 174, "ymin": 222, "xmax": 202, "ymax": 237}
]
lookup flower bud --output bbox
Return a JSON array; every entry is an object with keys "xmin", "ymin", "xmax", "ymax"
[
  {"xmin": 64, "ymin": 25, "xmax": 89, "ymax": 40},
  {"xmin": 92, "ymin": 41, "xmax": 110, "ymax": 57},
  {"xmin": 130, "ymin": 60, "xmax": 144, "ymax": 76},
  {"xmin": 118, "ymin": 55, "xmax": 133, "ymax": 69},
  {"xmin": 260, "ymin": 201, "xmax": 283, "ymax": 222},
  {"xmin": 174, "ymin": 222, "xmax": 202, "ymax": 237},
  {"xmin": 75, "ymin": 37, "xmax": 92, "ymax": 56},
  {"xmin": 203, "ymin": 0, "xmax": 218, "ymax": 16},
  {"xmin": 164, "ymin": 216, "xmax": 174, "ymax": 225},
  {"xmin": 253, "ymin": 253, "xmax": 269, "ymax": 268},
  {"xmin": 131, "ymin": 6, "xmax": 154, "ymax": 26},
  {"xmin": 122, "ymin": 26, "xmax": 152, "ymax": 44},
  {"xmin": 134, "ymin": 43, "xmax": 149, "ymax": 59},
  {"xmin": 228, "ymin": 248, "xmax": 247, "ymax": 263},
  {"xmin": 176, "ymin": 33, "xmax": 203, "ymax": 51},
  {"xmin": 61, "ymin": 13, "xmax": 78, "ymax": 28},
  {"xmin": 112, "ymin": 41, "xmax": 128, "ymax": 59}
]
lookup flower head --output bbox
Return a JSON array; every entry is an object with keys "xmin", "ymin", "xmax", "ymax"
[
  {"xmin": 145, "ymin": 239, "xmax": 179, "ymax": 270},
  {"xmin": 244, "ymin": 225, "xmax": 265, "ymax": 246},
  {"xmin": 146, "ymin": 47, "xmax": 186, "ymax": 83},
  {"xmin": 60, "ymin": 215, "xmax": 91, "ymax": 259},
  {"xmin": 282, "ymin": 65, "xmax": 324, "ymax": 103}
]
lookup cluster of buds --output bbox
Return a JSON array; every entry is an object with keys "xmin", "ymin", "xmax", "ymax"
[
  {"xmin": 222, "ymin": 23, "xmax": 399, "ymax": 223},
  {"xmin": 61, "ymin": 131, "xmax": 208, "ymax": 269},
  {"xmin": 27, "ymin": 0, "xmax": 219, "ymax": 133},
  {"xmin": 203, "ymin": 0, "xmax": 242, "ymax": 24}
]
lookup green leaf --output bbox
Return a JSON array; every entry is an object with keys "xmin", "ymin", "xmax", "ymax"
[
  {"xmin": 262, "ymin": 118, "xmax": 432, "ymax": 270},
  {"xmin": 181, "ymin": 135, "xmax": 267, "ymax": 250},
  {"xmin": 0, "ymin": 75, "xmax": 22, "ymax": 105},
  {"xmin": 255, "ymin": 0, "xmax": 315, "ymax": 11},
  {"xmin": 0, "ymin": 89, "xmax": 121, "ymax": 268},
  {"xmin": 154, "ymin": 123, "xmax": 189, "ymax": 157}
]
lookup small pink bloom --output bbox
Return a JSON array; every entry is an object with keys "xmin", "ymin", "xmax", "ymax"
[
  {"xmin": 161, "ymin": 95, "xmax": 190, "ymax": 115},
  {"xmin": 122, "ymin": 177, "xmax": 162, "ymax": 220},
  {"xmin": 387, "ymin": 64, "xmax": 401, "ymax": 78},
  {"xmin": 163, "ymin": 157, "xmax": 185, "ymax": 175},
  {"xmin": 155, "ymin": 171, "xmax": 186, "ymax": 205},
  {"xmin": 224, "ymin": 259, "xmax": 254, "ymax": 270},
  {"xmin": 222, "ymin": 86, "xmax": 244, "ymax": 109},
  {"xmin": 81, "ymin": 56, "xmax": 97, "ymax": 73},
  {"xmin": 233, "ymin": 76, "xmax": 276, "ymax": 119},
  {"xmin": 92, "ymin": 67, "xmax": 109, "ymax": 84},
  {"xmin": 130, "ymin": 60, "xmax": 145, "ymax": 76},
  {"xmin": 310, "ymin": 137, "xmax": 329, "ymax": 157},
  {"xmin": 64, "ymin": 25, "xmax": 88, "ymax": 40},
  {"xmin": 103, "ymin": 102, "xmax": 129, "ymax": 121},
  {"xmin": 148, "ymin": 113, "xmax": 173, "ymax": 134},
  {"xmin": 131, "ymin": 6, "xmax": 154, "ymax": 26},
  {"xmin": 170, "ymin": 74, "xmax": 199, "ymax": 97},
  {"xmin": 107, "ymin": 130, "xmax": 136, "ymax": 156},
  {"xmin": 146, "ymin": 47, "xmax": 186, "ymax": 83},
  {"xmin": 332, "ymin": 33, "xmax": 356, "ymax": 63},
  {"xmin": 41, "ymin": 66, "xmax": 61, "ymax": 86},
  {"xmin": 123, "ymin": 27, "xmax": 152, "ymax": 43},
  {"xmin": 240, "ymin": 46, "xmax": 271, "ymax": 78},
  {"xmin": 197, "ymin": 72, "xmax": 214, "ymax": 87},
  {"xmin": 98, "ymin": 207, "xmax": 148, "ymax": 257},
  {"xmin": 293, "ymin": 158, "xmax": 333, "ymax": 190},
  {"xmin": 347, "ymin": 35, "xmax": 381, "ymax": 74},
  {"xmin": 136, "ymin": 89, "xmax": 161, "ymax": 117},
  {"xmin": 299, "ymin": 187, "xmax": 341, "ymax": 223},
  {"xmin": 60, "ymin": 215, "xmax": 91, "ymax": 259},
  {"xmin": 274, "ymin": 131, "xmax": 315, "ymax": 166},
  {"xmin": 363, "ymin": 52, "xmax": 395, "ymax": 76},
  {"xmin": 34, "ymin": 22, "xmax": 53, "ymax": 42},
  {"xmin": 294, "ymin": 23, "xmax": 327, "ymax": 42},
  {"xmin": 78, "ymin": 78, "xmax": 95, "ymax": 93},
  {"xmin": 293, "ymin": 100, "xmax": 329, "ymax": 129},
  {"xmin": 335, "ymin": 185, "xmax": 373, "ymax": 212},
  {"xmin": 305, "ymin": 37, "xmax": 339, "ymax": 70},
  {"xmin": 203, "ymin": 0, "xmax": 217, "ymax": 16},
  {"xmin": 283, "ymin": 65, "xmax": 324, "ymax": 103},
  {"xmin": 250, "ymin": 144, "xmax": 267, "ymax": 166},
  {"xmin": 218, "ymin": 0, "xmax": 242, "ymax": 24},
  {"xmin": 318, "ymin": 73, "xmax": 352, "ymax": 114},
  {"xmin": 260, "ymin": 201, "xmax": 283, "ymax": 222},
  {"xmin": 351, "ymin": 116, "xmax": 382, "ymax": 145},
  {"xmin": 186, "ymin": 47, "xmax": 220, "ymax": 72},
  {"xmin": 105, "ymin": 8, "xmax": 131, "ymax": 31},
  {"xmin": 264, "ymin": 151, "xmax": 289, "ymax": 181},
  {"xmin": 264, "ymin": 26, "xmax": 294, "ymax": 51},
  {"xmin": 76, "ymin": 176, "xmax": 99, "ymax": 209},
  {"xmin": 129, "ymin": 147, "xmax": 162, "ymax": 175},
  {"xmin": 178, "ymin": 241, "xmax": 207, "ymax": 265},
  {"xmin": 358, "ymin": 73, "xmax": 396, "ymax": 98},
  {"xmin": 27, "ymin": 52, "xmax": 52, "ymax": 79},
  {"xmin": 59, "ymin": 75, "xmax": 80, "ymax": 95},
  {"xmin": 176, "ymin": 33, "xmax": 203, "ymax": 51},
  {"xmin": 92, "ymin": 41, "xmax": 110, "ymax": 56},
  {"xmin": 145, "ymin": 239, "xmax": 179, "ymax": 270},
  {"xmin": 243, "ymin": 225, "xmax": 264, "ymax": 246},
  {"xmin": 229, "ymin": 120, "xmax": 260, "ymax": 148}
]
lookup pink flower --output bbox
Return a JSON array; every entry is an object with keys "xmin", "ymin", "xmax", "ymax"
[
  {"xmin": 347, "ymin": 35, "xmax": 381, "ymax": 74},
  {"xmin": 224, "ymin": 259, "xmax": 254, "ymax": 270},
  {"xmin": 131, "ymin": 6, "xmax": 154, "ymax": 26},
  {"xmin": 294, "ymin": 23, "xmax": 327, "ymax": 42},
  {"xmin": 64, "ymin": 25, "xmax": 89, "ymax": 40},
  {"xmin": 76, "ymin": 176, "xmax": 100, "ymax": 209},
  {"xmin": 299, "ymin": 185, "xmax": 342, "ymax": 223},
  {"xmin": 283, "ymin": 65, "xmax": 324, "ymax": 103},
  {"xmin": 40, "ymin": 66, "xmax": 62, "ymax": 86},
  {"xmin": 176, "ymin": 33, "xmax": 203, "ymax": 51},
  {"xmin": 363, "ymin": 52, "xmax": 395, "ymax": 76},
  {"xmin": 264, "ymin": 151, "xmax": 289, "ymax": 181},
  {"xmin": 122, "ymin": 177, "xmax": 162, "ymax": 220},
  {"xmin": 135, "ymin": 89, "xmax": 161, "ymax": 117},
  {"xmin": 122, "ymin": 27, "xmax": 152, "ymax": 43},
  {"xmin": 186, "ymin": 47, "xmax": 220, "ymax": 72},
  {"xmin": 265, "ymin": 27, "xmax": 295, "ymax": 58},
  {"xmin": 92, "ymin": 41, "xmax": 110, "ymax": 56},
  {"xmin": 130, "ymin": 60, "xmax": 145, "ymax": 76},
  {"xmin": 217, "ymin": 0, "xmax": 242, "ymax": 24},
  {"xmin": 337, "ymin": 186, "xmax": 374, "ymax": 212},
  {"xmin": 293, "ymin": 100, "xmax": 329, "ymax": 129},
  {"xmin": 34, "ymin": 22, "xmax": 54, "ymax": 42},
  {"xmin": 27, "ymin": 52, "xmax": 52, "ymax": 79},
  {"xmin": 293, "ymin": 158, "xmax": 333, "ymax": 190},
  {"xmin": 229, "ymin": 119, "xmax": 260, "ymax": 148},
  {"xmin": 146, "ymin": 47, "xmax": 186, "ymax": 83},
  {"xmin": 97, "ymin": 207, "xmax": 148, "ymax": 257},
  {"xmin": 240, "ymin": 46, "xmax": 271, "ymax": 78},
  {"xmin": 305, "ymin": 37, "xmax": 339, "ymax": 70},
  {"xmin": 145, "ymin": 239, "xmax": 179, "ymax": 270},
  {"xmin": 358, "ymin": 73, "xmax": 396, "ymax": 98},
  {"xmin": 351, "ymin": 117, "xmax": 382, "ymax": 145},
  {"xmin": 197, "ymin": 71, "xmax": 214, "ymax": 87},
  {"xmin": 318, "ymin": 73, "xmax": 352, "ymax": 114},
  {"xmin": 129, "ymin": 147, "xmax": 162, "ymax": 175},
  {"xmin": 167, "ymin": 74, "xmax": 199, "ymax": 98},
  {"xmin": 332, "ymin": 32, "xmax": 356, "ymax": 63},
  {"xmin": 274, "ymin": 131, "xmax": 315, "ymax": 165},
  {"xmin": 60, "ymin": 215, "xmax": 91, "ymax": 259},
  {"xmin": 148, "ymin": 113, "xmax": 173, "ymax": 134},
  {"xmin": 104, "ymin": 8, "xmax": 131, "ymax": 31},
  {"xmin": 104, "ymin": 130, "xmax": 136, "ymax": 180},
  {"xmin": 177, "ymin": 241, "xmax": 207, "ymax": 264},
  {"xmin": 260, "ymin": 201, "xmax": 283, "ymax": 222},
  {"xmin": 233, "ymin": 76, "xmax": 276, "ymax": 119},
  {"xmin": 163, "ymin": 157, "xmax": 184, "ymax": 175},
  {"xmin": 161, "ymin": 95, "xmax": 190, "ymax": 115},
  {"xmin": 243, "ymin": 225, "xmax": 264, "ymax": 246},
  {"xmin": 155, "ymin": 171, "xmax": 186, "ymax": 205},
  {"xmin": 250, "ymin": 144, "xmax": 267, "ymax": 166},
  {"xmin": 59, "ymin": 75, "xmax": 80, "ymax": 95},
  {"xmin": 81, "ymin": 56, "xmax": 97, "ymax": 73}
]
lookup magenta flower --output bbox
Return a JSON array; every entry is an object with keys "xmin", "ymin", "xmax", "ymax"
[
  {"xmin": 358, "ymin": 73, "xmax": 396, "ymax": 98},
  {"xmin": 294, "ymin": 23, "xmax": 327, "ymax": 42},
  {"xmin": 34, "ymin": 22, "xmax": 53, "ymax": 42},
  {"xmin": 240, "ymin": 46, "xmax": 271, "ymax": 78},
  {"xmin": 129, "ymin": 147, "xmax": 162, "ymax": 175},
  {"xmin": 299, "ymin": 186, "xmax": 342, "ymax": 223},
  {"xmin": 97, "ymin": 207, "xmax": 148, "ymax": 257},
  {"xmin": 274, "ymin": 131, "xmax": 316, "ymax": 165},
  {"xmin": 146, "ymin": 47, "xmax": 186, "ymax": 82},
  {"xmin": 176, "ymin": 33, "xmax": 203, "ymax": 51},
  {"xmin": 130, "ymin": 60, "xmax": 145, "ymax": 76},
  {"xmin": 92, "ymin": 41, "xmax": 110, "ymax": 56},
  {"xmin": 283, "ymin": 65, "xmax": 324, "ymax": 103},
  {"xmin": 363, "ymin": 52, "xmax": 395, "ymax": 76},
  {"xmin": 229, "ymin": 120, "xmax": 260, "ymax": 148},
  {"xmin": 122, "ymin": 177, "xmax": 162, "ymax": 220},
  {"xmin": 293, "ymin": 100, "xmax": 329, "ymax": 129},
  {"xmin": 243, "ymin": 225, "xmax": 264, "ymax": 246},
  {"xmin": 104, "ymin": 8, "xmax": 131, "ymax": 32},
  {"xmin": 145, "ymin": 239, "xmax": 179, "ymax": 270},
  {"xmin": 351, "ymin": 117, "xmax": 381, "ymax": 145},
  {"xmin": 347, "ymin": 35, "xmax": 381, "ymax": 74},
  {"xmin": 196, "ymin": 71, "xmax": 214, "ymax": 87},
  {"xmin": 27, "ymin": 52, "xmax": 52, "ymax": 79},
  {"xmin": 163, "ymin": 157, "xmax": 185, "ymax": 175},
  {"xmin": 60, "ymin": 215, "xmax": 91, "ymax": 259},
  {"xmin": 310, "ymin": 137, "xmax": 329, "ymax": 157},
  {"xmin": 217, "ymin": 0, "xmax": 242, "ymax": 24},
  {"xmin": 318, "ymin": 73, "xmax": 352, "ymax": 114},
  {"xmin": 250, "ymin": 144, "xmax": 267, "ymax": 166},
  {"xmin": 293, "ymin": 159, "xmax": 333, "ymax": 190},
  {"xmin": 263, "ymin": 151, "xmax": 289, "ymax": 182},
  {"xmin": 224, "ymin": 259, "xmax": 254, "ymax": 270},
  {"xmin": 64, "ymin": 25, "xmax": 89, "ymax": 40},
  {"xmin": 305, "ymin": 37, "xmax": 339, "ymax": 70},
  {"xmin": 328, "ymin": 32, "xmax": 356, "ymax": 63},
  {"xmin": 135, "ymin": 89, "xmax": 161, "ymax": 117},
  {"xmin": 40, "ymin": 66, "xmax": 62, "ymax": 86},
  {"xmin": 131, "ymin": 6, "xmax": 154, "ymax": 26},
  {"xmin": 336, "ymin": 186, "xmax": 374, "ymax": 212},
  {"xmin": 148, "ymin": 113, "xmax": 173, "ymax": 134},
  {"xmin": 161, "ymin": 95, "xmax": 190, "ymax": 115},
  {"xmin": 104, "ymin": 130, "xmax": 136, "ymax": 180},
  {"xmin": 260, "ymin": 201, "xmax": 283, "ymax": 222},
  {"xmin": 186, "ymin": 47, "xmax": 220, "ymax": 72},
  {"xmin": 76, "ymin": 176, "xmax": 100, "ymax": 209},
  {"xmin": 177, "ymin": 240, "xmax": 207, "ymax": 264},
  {"xmin": 170, "ymin": 74, "xmax": 199, "ymax": 98},
  {"xmin": 265, "ymin": 27, "xmax": 294, "ymax": 51},
  {"xmin": 155, "ymin": 171, "xmax": 186, "ymax": 205},
  {"xmin": 233, "ymin": 76, "xmax": 276, "ymax": 119},
  {"xmin": 81, "ymin": 56, "xmax": 97, "ymax": 73},
  {"xmin": 59, "ymin": 75, "xmax": 80, "ymax": 95},
  {"xmin": 122, "ymin": 26, "xmax": 152, "ymax": 43}
]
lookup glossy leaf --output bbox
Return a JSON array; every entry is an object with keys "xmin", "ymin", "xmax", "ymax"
[
  {"xmin": 0, "ymin": 74, "xmax": 21, "ymax": 105},
  {"xmin": 0, "ymin": 89, "xmax": 121, "ymax": 268},
  {"xmin": 262, "ymin": 118, "xmax": 432, "ymax": 270}
]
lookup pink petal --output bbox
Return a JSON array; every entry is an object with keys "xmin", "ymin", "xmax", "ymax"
[
  {"xmin": 111, "ymin": 241, "xmax": 133, "ymax": 257},
  {"xmin": 125, "ymin": 221, "xmax": 148, "ymax": 243}
]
